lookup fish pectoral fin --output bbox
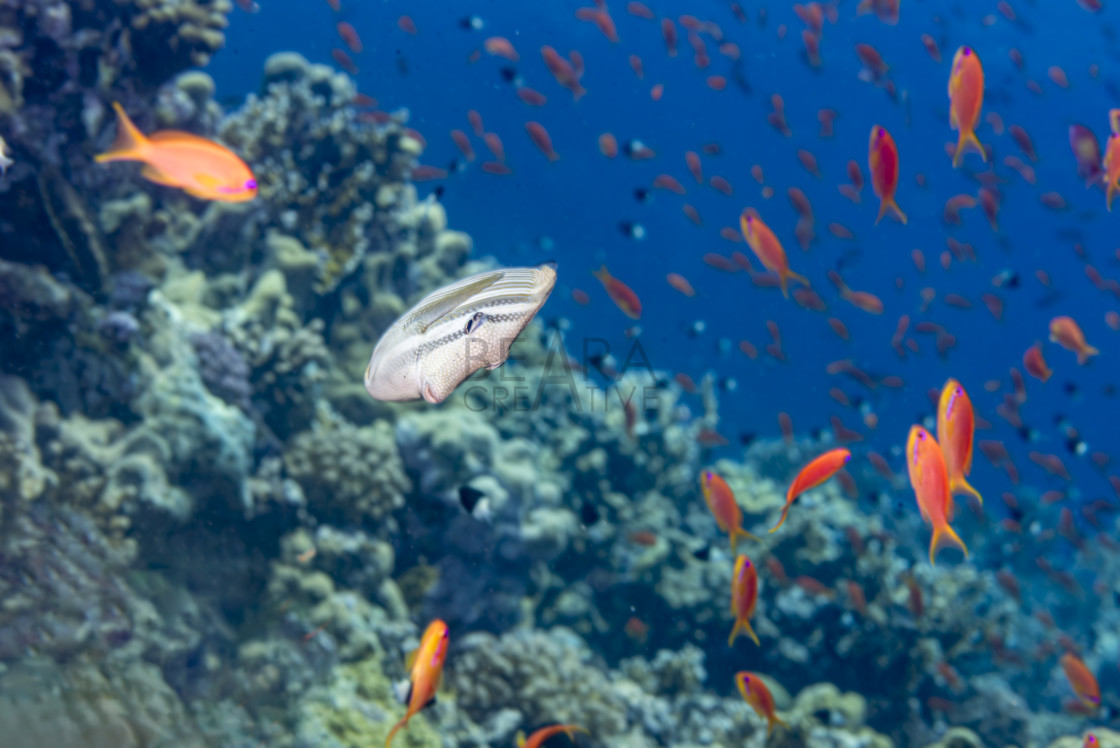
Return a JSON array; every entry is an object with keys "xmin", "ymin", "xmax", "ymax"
[
  {"xmin": 140, "ymin": 164, "xmax": 181, "ymax": 187},
  {"xmin": 405, "ymin": 649, "xmax": 417, "ymax": 669},
  {"xmin": 193, "ymin": 172, "xmax": 223, "ymax": 189},
  {"xmin": 421, "ymin": 379, "xmax": 446, "ymax": 404},
  {"xmin": 406, "ymin": 272, "xmax": 504, "ymax": 333}
]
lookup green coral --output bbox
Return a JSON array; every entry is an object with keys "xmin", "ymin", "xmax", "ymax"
[{"xmin": 295, "ymin": 658, "xmax": 441, "ymax": 748}]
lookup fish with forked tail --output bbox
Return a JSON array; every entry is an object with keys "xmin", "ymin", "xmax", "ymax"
[{"xmin": 364, "ymin": 263, "xmax": 558, "ymax": 404}]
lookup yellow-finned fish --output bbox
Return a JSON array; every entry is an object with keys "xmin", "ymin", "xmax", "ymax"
[
  {"xmin": 364, "ymin": 263, "xmax": 558, "ymax": 404},
  {"xmin": 385, "ymin": 619, "xmax": 450, "ymax": 748}
]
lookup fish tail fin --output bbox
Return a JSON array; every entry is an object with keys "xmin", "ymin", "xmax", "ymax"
[
  {"xmin": 952, "ymin": 129, "xmax": 986, "ymax": 168},
  {"xmin": 876, "ymin": 197, "xmax": 908, "ymax": 225},
  {"xmin": 728, "ymin": 618, "xmax": 760, "ymax": 647},
  {"xmin": 951, "ymin": 477, "xmax": 983, "ymax": 506},
  {"xmin": 769, "ymin": 714, "xmax": 790, "ymax": 735},
  {"xmin": 564, "ymin": 726, "xmax": 590, "ymax": 741},
  {"xmin": 929, "ymin": 523, "xmax": 969, "ymax": 565},
  {"xmin": 731, "ymin": 527, "xmax": 760, "ymax": 550},
  {"xmin": 769, "ymin": 504, "xmax": 791, "ymax": 534},
  {"xmin": 1077, "ymin": 344, "xmax": 1100, "ymax": 365},
  {"xmin": 876, "ymin": 196, "xmax": 909, "ymax": 226},
  {"xmin": 787, "ymin": 269, "xmax": 810, "ymax": 290},
  {"xmin": 592, "ymin": 265, "xmax": 609, "ymax": 281},
  {"xmin": 95, "ymin": 102, "xmax": 150, "ymax": 163},
  {"xmin": 385, "ymin": 718, "xmax": 406, "ymax": 748}
]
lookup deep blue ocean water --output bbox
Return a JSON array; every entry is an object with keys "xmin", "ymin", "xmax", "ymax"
[{"xmin": 214, "ymin": 0, "xmax": 1120, "ymax": 522}]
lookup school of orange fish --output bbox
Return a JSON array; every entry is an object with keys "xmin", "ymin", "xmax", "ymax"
[{"xmin": 95, "ymin": 0, "xmax": 1120, "ymax": 742}]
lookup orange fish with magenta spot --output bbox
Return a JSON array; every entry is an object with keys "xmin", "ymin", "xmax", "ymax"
[
  {"xmin": 701, "ymin": 470, "xmax": 758, "ymax": 551},
  {"xmin": 937, "ymin": 379, "xmax": 983, "ymax": 507},
  {"xmin": 728, "ymin": 554, "xmax": 760, "ymax": 646},
  {"xmin": 907, "ymin": 426, "xmax": 969, "ymax": 565},
  {"xmin": 1050, "ymin": 316, "xmax": 1099, "ymax": 364},
  {"xmin": 385, "ymin": 619, "xmax": 449, "ymax": 748},
  {"xmin": 739, "ymin": 210, "xmax": 809, "ymax": 298},
  {"xmin": 770, "ymin": 448, "xmax": 851, "ymax": 532},
  {"xmin": 96, "ymin": 103, "xmax": 257, "ymax": 202},
  {"xmin": 736, "ymin": 672, "xmax": 789, "ymax": 736},
  {"xmin": 948, "ymin": 46, "xmax": 987, "ymax": 167},
  {"xmin": 517, "ymin": 725, "xmax": 588, "ymax": 748},
  {"xmin": 593, "ymin": 265, "xmax": 642, "ymax": 319},
  {"xmin": 1061, "ymin": 653, "xmax": 1100, "ymax": 711},
  {"xmin": 868, "ymin": 125, "xmax": 907, "ymax": 224}
]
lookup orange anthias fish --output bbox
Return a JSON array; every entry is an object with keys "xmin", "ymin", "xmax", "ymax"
[
  {"xmin": 729, "ymin": 554, "xmax": 760, "ymax": 647},
  {"xmin": 593, "ymin": 265, "xmax": 642, "ymax": 319},
  {"xmin": 1049, "ymin": 316, "xmax": 1099, "ymax": 364},
  {"xmin": 1104, "ymin": 133, "xmax": 1120, "ymax": 211},
  {"xmin": 517, "ymin": 725, "xmax": 588, "ymax": 748},
  {"xmin": 936, "ymin": 379, "xmax": 983, "ymax": 507},
  {"xmin": 96, "ymin": 103, "xmax": 258, "ymax": 202},
  {"xmin": 385, "ymin": 619, "xmax": 450, "ymax": 748},
  {"xmin": 868, "ymin": 125, "xmax": 907, "ymax": 224},
  {"xmin": 948, "ymin": 46, "xmax": 987, "ymax": 168},
  {"xmin": 770, "ymin": 448, "xmax": 851, "ymax": 532},
  {"xmin": 735, "ymin": 672, "xmax": 789, "ymax": 736},
  {"xmin": 739, "ymin": 210, "xmax": 809, "ymax": 298},
  {"xmin": 906, "ymin": 426, "xmax": 969, "ymax": 565},
  {"xmin": 1060, "ymin": 653, "xmax": 1100, "ymax": 711},
  {"xmin": 701, "ymin": 470, "xmax": 759, "ymax": 551}
]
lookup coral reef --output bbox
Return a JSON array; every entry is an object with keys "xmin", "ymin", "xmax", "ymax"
[{"xmin": 0, "ymin": 9, "xmax": 1112, "ymax": 748}]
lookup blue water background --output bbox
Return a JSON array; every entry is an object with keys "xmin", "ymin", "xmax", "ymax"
[{"xmin": 212, "ymin": 1, "xmax": 1120, "ymax": 525}]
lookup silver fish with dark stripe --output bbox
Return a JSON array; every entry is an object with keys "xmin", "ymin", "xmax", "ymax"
[{"xmin": 364, "ymin": 262, "xmax": 558, "ymax": 404}]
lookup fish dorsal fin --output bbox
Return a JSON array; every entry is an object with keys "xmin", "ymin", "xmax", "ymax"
[
  {"xmin": 402, "ymin": 271, "xmax": 504, "ymax": 333},
  {"xmin": 403, "ymin": 266, "xmax": 551, "ymax": 334},
  {"xmin": 515, "ymin": 731, "xmax": 527, "ymax": 748}
]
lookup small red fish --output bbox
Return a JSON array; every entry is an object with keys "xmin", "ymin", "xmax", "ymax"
[
  {"xmin": 948, "ymin": 47, "xmax": 987, "ymax": 167},
  {"xmin": 385, "ymin": 620, "xmax": 449, "ymax": 748},
  {"xmin": 736, "ymin": 672, "xmax": 789, "ymax": 736},
  {"xmin": 517, "ymin": 725, "xmax": 588, "ymax": 748},
  {"xmin": 1049, "ymin": 316, "xmax": 1099, "ymax": 364},
  {"xmin": 1061, "ymin": 653, "xmax": 1100, "ymax": 711},
  {"xmin": 868, "ymin": 125, "xmax": 907, "ymax": 224},
  {"xmin": 701, "ymin": 470, "xmax": 758, "ymax": 551},
  {"xmin": 729, "ymin": 554, "xmax": 760, "ymax": 646},
  {"xmin": 937, "ymin": 379, "xmax": 983, "ymax": 507},
  {"xmin": 525, "ymin": 121, "xmax": 559, "ymax": 162},
  {"xmin": 593, "ymin": 266, "xmax": 642, "ymax": 319},
  {"xmin": 907, "ymin": 426, "xmax": 969, "ymax": 564},
  {"xmin": 1105, "ymin": 133, "xmax": 1120, "ymax": 211},
  {"xmin": 770, "ymin": 449, "xmax": 851, "ymax": 532},
  {"xmin": 1023, "ymin": 343, "xmax": 1052, "ymax": 382},
  {"xmin": 740, "ymin": 210, "xmax": 809, "ymax": 298}
]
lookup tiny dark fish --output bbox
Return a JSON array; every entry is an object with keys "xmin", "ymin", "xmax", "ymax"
[
  {"xmin": 692, "ymin": 545, "xmax": 711, "ymax": 561},
  {"xmin": 459, "ymin": 486, "xmax": 486, "ymax": 513},
  {"xmin": 633, "ymin": 188, "xmax": 652, "ymax": 203},
  {"xmin": 739, "ymin": 432, "xmax": 757, "ymax": 446}
]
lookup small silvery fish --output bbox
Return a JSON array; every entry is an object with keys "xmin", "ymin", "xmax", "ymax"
[
  {"xmin": 364, "ymin": 262, "xmax": 558, "ymax": 404},
  {"xmin": 0, "ymin": 136, "xmax": 12, "ymax": 175}
]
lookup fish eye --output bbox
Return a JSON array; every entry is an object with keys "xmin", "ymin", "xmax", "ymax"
[{"xmin": 464, "ymin": 311, "xmax": 486, "ymax": 334}]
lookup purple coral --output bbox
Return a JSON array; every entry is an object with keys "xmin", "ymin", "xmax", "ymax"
[{"xmin": 190, "ymin": 330, "xmax": 252, "ymax": 411}]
